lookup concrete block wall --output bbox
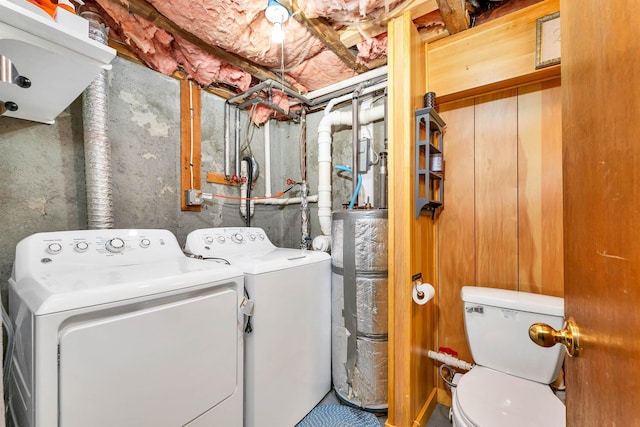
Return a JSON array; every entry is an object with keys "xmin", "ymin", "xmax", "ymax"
[{"xmin": 0, "ymin": 57, "xmax": 387, "ymax": 296}]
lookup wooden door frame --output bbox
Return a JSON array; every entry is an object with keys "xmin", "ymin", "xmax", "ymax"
[{"xmin": 387, "ymin": 10, "xmax": 437, "ymax": 427}]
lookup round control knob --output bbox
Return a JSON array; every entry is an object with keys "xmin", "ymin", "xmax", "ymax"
[
  {"xmin": 74, "ymin": 242, "xmax": 89, "ymax": 253},
  {"xmin": 258, "ymin": 234, "xmax": 265, "ymax": 240},
  {"xmin": 248, "ymin": 233, "xmax": 256, "ymax": 241},
  {"xmin": 140, "ymin": 238, "xmax": 151, "ymax": 248},
  {"xmin": 46, "ymin": 242, "xmax": 63, "ymax": 255},
  {"xmin": 217, "ymin": 236, "xmax": 226, "ymax": 244},
  {"xmin": 105, "ymin": 238, "xmax": 126, "ymax": 253},
  {"xmin": 204, "ymin": 236, "xmax": 214, "ymax": 244},
  {"xmin": 231, "ymin": 233, "xmax": 244, "ymax": 244}
]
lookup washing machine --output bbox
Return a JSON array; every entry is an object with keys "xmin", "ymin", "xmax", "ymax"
[
  {"xmin": 8, "ymin": 229, "xmax": 245, "ymax": 427},
  {"xmin": 185, "ymin": 227, "xmax": 331, "ymax": 427}
]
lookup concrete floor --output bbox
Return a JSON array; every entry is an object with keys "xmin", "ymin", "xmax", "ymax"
[
  {"xmin": 426, "ymin": 404, "xmax": 452, "ymax": 427},
  {"xmin": 315, "ymin": 391, "xmax": 451, "ymax": 427}
]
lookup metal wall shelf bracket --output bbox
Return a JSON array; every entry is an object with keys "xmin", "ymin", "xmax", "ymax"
[{"xmin": 415, "ymin": 105, "xmax": 446, "ymax": 219}]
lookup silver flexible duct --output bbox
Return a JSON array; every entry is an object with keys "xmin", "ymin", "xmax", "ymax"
[
  {"xmin": 300, "ymin": 181, "xmax": 310, "ymax": 250},
  {"xmin": 81, "ymin": 12, "xmax": 114, "ymax": 229}
]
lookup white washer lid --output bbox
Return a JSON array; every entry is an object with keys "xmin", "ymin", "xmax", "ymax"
[
  {"xmin": 222, "ymin": 248, "xmax": 330, "ymax": 274},
  {"xmin": 456, "ymin": 366, "xmax": 565, "ymax": 427}
]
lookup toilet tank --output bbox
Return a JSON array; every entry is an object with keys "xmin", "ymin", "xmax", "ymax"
[{"xmin": 461, "ymin": 286, "xmax": 565, "ymax": 384}]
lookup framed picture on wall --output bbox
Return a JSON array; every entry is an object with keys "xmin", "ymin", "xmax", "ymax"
[{"xmin": 535, "ymin": 12, "xmax": 561, "ymax": 69}]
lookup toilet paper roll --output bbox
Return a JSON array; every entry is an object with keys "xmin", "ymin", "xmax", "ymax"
[{"xmin": 412, "ymin": 282, "xmax": 435, "ymax": 305}]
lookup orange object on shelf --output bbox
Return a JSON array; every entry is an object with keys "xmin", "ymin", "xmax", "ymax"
[
  {"xmin": 57, "ymin": 0, "xmax": 76, "ymax": 13},
  {"xmin": 25, "ymin": 0, "xmax": 57, "ymax": 17},
  {"xmin": 25, "ymin": 0, "xmax": 77, "ymax": 17}
]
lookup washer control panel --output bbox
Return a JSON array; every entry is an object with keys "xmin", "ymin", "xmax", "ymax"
[{"xmin": 185, "ymin": 227, "xmax": 275, "ymax": 256}]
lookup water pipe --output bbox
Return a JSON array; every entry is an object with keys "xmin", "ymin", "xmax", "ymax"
[
  {"xmin": 264, "ymin": 120, "xmax": 272, "ymax": 197},
  {"xmin": 427, "ymin": 350, "xmax": 474, "ymax": 371},
  {"xmin": 335, "ymin": 165, "xmax": 362, "ymax": 210},
  {"xmin": 351, "ymin": 84, "xmax": 363, "ymax": 200},
  {"xmin": 305, "ymin": 66, "xmax": 388, "ymax": 104},
  {"xmin": 314, "ymin": 105, "xmax": 385, "ymax": 251},
  {"xmin": 253, "ymin": 195, "xmax": 318, "ymax": 205},
  {"xmin": 324, "ymin": 81, "xmax": 387, "ymax": 116}
]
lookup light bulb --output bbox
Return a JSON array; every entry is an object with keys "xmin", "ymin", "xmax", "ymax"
[{"xmin": 272, "ymin": 22, "xmax": 284, "ymax": 44}]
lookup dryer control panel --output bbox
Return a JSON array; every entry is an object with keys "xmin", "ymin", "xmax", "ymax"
[
  {"xmin": 16, "ymin": 229, "xmax": 184, "ymax": 271},
  {"xmin": 185, "ymin": 227, "xmax": 276, "ymax": 257}
]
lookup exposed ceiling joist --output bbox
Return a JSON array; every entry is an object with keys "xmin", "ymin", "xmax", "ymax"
[
  {"xmin": 419, "ymin": 26, "xmax": 449, "ymax": 43},
  {"xmin": 339, "ymin": 23, "xmax": 387, "ymax": 49},
  {"xmin": 94, "ymin": 0, "xmax": 539, "ymax": 119},
  {"xmin": 107, "ymin": 0, "xmax": 293, "ymax": 89},
  {"xmin": 435, "ymin": 0, "xmax": 469, "ymax": 34},
  {"xmin": 108, "ymin": 39, "xmax": 240, "ymax": 100},
  {"xmin": 405, "ymin": 0, "xmax": 442, "ymax": 20},
  {"xmin": 338, "ymin": 0, "xmax": 439, "ymax": 48},
  {"xmin": 291, "ymin": 1, "xmax": 369, "ymax": 73}
]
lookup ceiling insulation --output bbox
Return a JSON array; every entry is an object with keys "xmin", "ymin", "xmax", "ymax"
[
  {"xmin": 90, "ymin": 0, "xmax": 436, "ymax": 83},
  {"xmin": 82, "ymin": 0, "xmax": 530, "ymax": 122}
]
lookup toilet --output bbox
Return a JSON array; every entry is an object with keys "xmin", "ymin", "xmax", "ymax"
[{"xmin": 451, "ymin": 286, "xmax": 566, "ymax": 427}]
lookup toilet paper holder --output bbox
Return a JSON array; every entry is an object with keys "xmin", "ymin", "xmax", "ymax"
[
  {"xmin": 412, "ymin": 272, "xmax": 424, "ymax": 295},
  {"xmin": 412, "ymin": 273, "xmax": 435, "ymax": 305}
]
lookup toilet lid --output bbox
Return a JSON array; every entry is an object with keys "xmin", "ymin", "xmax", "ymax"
[{"xmin": 455, "ymin": 366, "xmax": 565, "ymax": 427}]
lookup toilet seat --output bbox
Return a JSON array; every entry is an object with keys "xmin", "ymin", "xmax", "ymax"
[{"xmin": 454, "ymin": 366, "xmax": 565, "ymax": 427}]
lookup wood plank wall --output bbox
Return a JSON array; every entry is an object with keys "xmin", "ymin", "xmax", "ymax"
[
  {"xmin": 436, "ymin": 79, "xmax": 563, "ymax": 394},
  {"xmin": 426, "ymin": 0, "xmax": 560, "ymax": 102}
]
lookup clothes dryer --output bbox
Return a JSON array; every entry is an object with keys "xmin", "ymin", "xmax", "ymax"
[
  {"xmin": 8, "ymin": 229, "xmax": 244, "ymax": 427},
  {"xmin": 185, "ymin": 227, "xmax": 331, "ymax": 427}
]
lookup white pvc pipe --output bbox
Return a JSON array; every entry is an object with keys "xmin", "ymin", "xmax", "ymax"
[
  {"xmin": 253, "ymin": 195, "xmax": 319, "ymax": 205},
  {"xmin": 235, "ymin": 108, "xmax": 241, "ymax": 177},
  {"xmin": 315, "ymin": 105, "xmax": 386, "ymax": 248},
  {"xmin": 324, "ymin": 81, "xmax": 388, "ymax": 116},
  {"xmin": 427, "ymin": 350, "xmax": 474, "ymax": 371},
  {"xmin": 198, "ymin": 192, "xmax": 316, "ymax": 206},
  {"xmin": 306, "ymin": 66, "xmax": 388, "ymax": 101},
  {"xmin": 264, "ymin": 120, "xmax": 272, "ymax": 197}
]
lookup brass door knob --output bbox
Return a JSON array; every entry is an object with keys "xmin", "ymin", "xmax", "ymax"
[{"xmin": 528, "ymin": 318, "xmax": 580, "ymax": 357}]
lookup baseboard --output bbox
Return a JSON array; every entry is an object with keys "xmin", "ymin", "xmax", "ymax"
[
  {"xmin": 384, "ymin": 388, "xmax": 440, "ymax": 426},
  {"xmin": 413, "ymin": 388, "xmax": 438, "ymax": 426}
]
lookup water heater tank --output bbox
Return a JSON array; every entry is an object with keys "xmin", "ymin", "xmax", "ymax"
[{"xmin": 331, "ymin": 209, "xmax": 388, "ymax": 411}]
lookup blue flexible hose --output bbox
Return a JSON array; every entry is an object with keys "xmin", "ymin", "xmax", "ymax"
[{"xmin": 335, "ymin": 165, "xmax": 362, "ymax": 209}]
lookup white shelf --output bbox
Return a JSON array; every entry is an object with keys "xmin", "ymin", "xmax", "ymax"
[{"xmin": 0, "ymin": 0, "xmax": 116, "ymax": 124}]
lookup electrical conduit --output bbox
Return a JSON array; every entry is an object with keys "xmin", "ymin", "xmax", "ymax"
[{"xmin": 239, "ymin": 159, "xmax": 255, "ymax": 220}]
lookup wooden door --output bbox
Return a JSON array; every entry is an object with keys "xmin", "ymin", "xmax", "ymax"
[{"xmin": 562, "ymin": 1, "xmax": 640, "ymax": 424}]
